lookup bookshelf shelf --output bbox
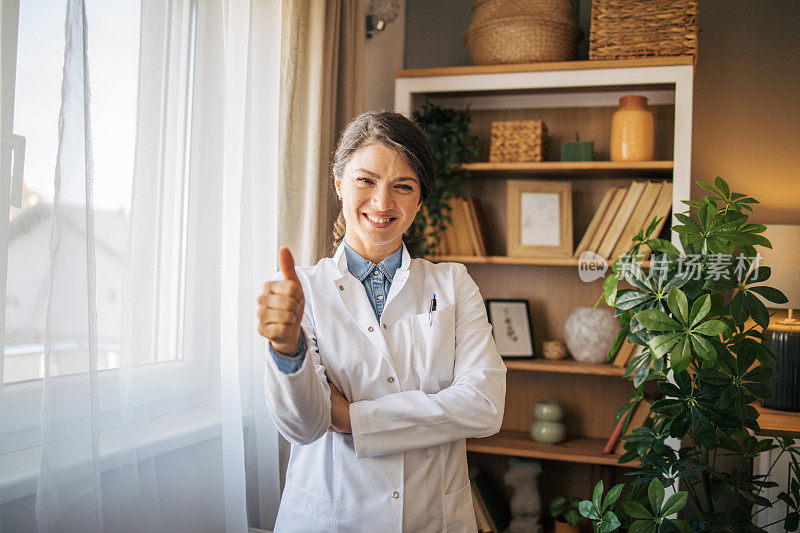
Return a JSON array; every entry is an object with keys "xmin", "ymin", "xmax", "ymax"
[
  {"xmin": 504, "ymin": 358, "xmax": 626, "ymax": 377},
  {"xmin": 425, "ymin": 255, "xmax": 651, "ymax": 268},
  {"xmin": 467, "ymin": 430, "xmax": 639, "ymax": 468},
  {"xmin": 756, "ymin": 405, "xmax": 800, "ymax": 438},
  {"xmin": 461, "ymin": 161, "xmax": 674, "ymax": 173}
]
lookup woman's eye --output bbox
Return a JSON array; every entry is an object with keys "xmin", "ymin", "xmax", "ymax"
[
  {"xmin": 356, "ymin": 177, "xmax": 373, "ymax": 184},
  {"xmin": 396, "ymin": 184, "xmax": 414, "ymax": 191}
]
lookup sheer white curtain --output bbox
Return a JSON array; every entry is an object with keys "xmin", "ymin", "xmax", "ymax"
[{"xmin": 0, "ymin": 0, "xmax": 282, "ymax": 531}]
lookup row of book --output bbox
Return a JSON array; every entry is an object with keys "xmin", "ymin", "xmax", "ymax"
[
  {"xmin": 574, "ymin": 180, "xmax": 673, "ymax": 261},
  {"xmin": 437, "ymin": 197, "xmax": 488, "ymax": 256},
  {"xmin": 610, "ymin": 339, "xmax": 646, "ymax": 368},
  {"xmin": 603, "ymin": 398, "xmax": 652, "ymax": 455}
]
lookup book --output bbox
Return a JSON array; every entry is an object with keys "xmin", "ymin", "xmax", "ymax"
[
  {"xmin": 597, "ymin": 180, "xmax": 647, "ymax": 259},
  {"xmin": 450, "ymin": 197, "xmax": 474, "ymax": 255},
  {"xmin": 612, "ymin": 339, "xmax": 637, "ymax": 367},
  {"xmin": 466, "ymin": 197, "xmax": 488, "ymax": 256},
  {"xmin": 586, "ymin": 186, "xmax": 628, "ymax": 253},
  {"xmin": 573, "ymin": 186, "xmax": 618, "ymax": 257},
  {"xmin": 460, "ymin": 198, "xmax": 482, "ymax": 256},
  {"xmin": 638, "ymin": 181, "xmax": 674, "ymax": 261},
  {"xmin": 614, "ymin": 398, "xmax": 652, "ymax": 455},
  {"xmin": 609, "ymin": 180, "xmax": 663, "ymax": 262}
]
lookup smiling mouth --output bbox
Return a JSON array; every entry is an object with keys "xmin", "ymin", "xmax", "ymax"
[{"xmin": 363, "ymin": 213, "xmax": 397, "ymax": 226}]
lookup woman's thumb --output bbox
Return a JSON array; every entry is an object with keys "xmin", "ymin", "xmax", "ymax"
[{"xmin": 279, "ymin": 247, "xmax": 299, "ymax": 283}]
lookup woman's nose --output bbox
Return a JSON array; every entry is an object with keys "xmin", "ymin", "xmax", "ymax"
[{"xmin": 370, "ymin": 186, "xmax": 394, "ymax": 210}]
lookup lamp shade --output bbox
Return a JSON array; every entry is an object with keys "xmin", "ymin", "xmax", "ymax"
[{"xmin": 756, "ymin": 224, "xmax": 800, "ymax": 311}]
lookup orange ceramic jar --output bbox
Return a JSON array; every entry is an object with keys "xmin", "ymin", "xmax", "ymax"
[{"xmin": 610, "ymin": 95, "xmax": 654, "ymax": 161}]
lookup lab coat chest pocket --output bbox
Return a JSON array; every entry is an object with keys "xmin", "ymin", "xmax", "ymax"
[{"xmin": 413, "ymin": 306, "xmax": 456, "ymax": 393}]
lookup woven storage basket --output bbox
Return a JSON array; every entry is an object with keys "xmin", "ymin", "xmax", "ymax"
[
  {"xmin": 589, "ymin": 0, "xmax": 698, "ymax": 61},
  {"xmin": 470, "ymin": 0, "xmax": 574, "ymax": 27},
  {"xmin": 464, "ymin": 16, "xmax": 582, "ymax": 65},
  {"xmin": 490, "ymin": 120, "xmax": 548, "ymax": 162}
]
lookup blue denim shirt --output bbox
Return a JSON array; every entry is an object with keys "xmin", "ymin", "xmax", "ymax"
[{"xmin": 269, "ymin": 242, "xmax": 403, "ymax": 374}]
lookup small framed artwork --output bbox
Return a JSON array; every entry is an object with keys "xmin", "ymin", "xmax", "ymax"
[
  {"xmin": 485, "ymin": 299, "xmax": 535, "ymax": 358},
  {"xmin": 507, "ymin": 180, "xmax": 573, "ymax": 257}
]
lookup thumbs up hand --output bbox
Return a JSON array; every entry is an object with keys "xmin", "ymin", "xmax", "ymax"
[{"xmin": 258, "ymin": 247, "xmax": 306, "ymax": 354}]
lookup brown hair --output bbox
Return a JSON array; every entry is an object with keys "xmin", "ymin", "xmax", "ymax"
[{"xmin": 329, "ymin": 111, "xmax": 435, "ymax": 258}]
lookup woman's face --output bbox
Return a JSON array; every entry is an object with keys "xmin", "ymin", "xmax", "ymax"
[{"xmin": 335, "ymin": 142, "xmax": 422, "ymax": 261}]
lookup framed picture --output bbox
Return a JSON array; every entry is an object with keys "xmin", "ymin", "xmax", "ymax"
[
  {"xmin": 507, "ymin": 180, "xmax": 573, "ymax": 257},
  {"xmin": 485, "ymin": 299, "xmax": 535, "ymax": 358}
]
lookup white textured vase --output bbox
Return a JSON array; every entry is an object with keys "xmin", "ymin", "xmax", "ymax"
[{"xmin": 563, "ymin": 306, "xmax": 618, "ymax": 363}]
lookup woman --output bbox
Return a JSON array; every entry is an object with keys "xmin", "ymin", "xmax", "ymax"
[{"xmin": 258, "ymin": 111, "xmax": 506, "ymax": 532}]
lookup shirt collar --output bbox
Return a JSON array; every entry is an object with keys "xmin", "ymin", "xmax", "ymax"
[{"xmin": 343, "ymin": 241, "xmax": 403, "ymax": 282}]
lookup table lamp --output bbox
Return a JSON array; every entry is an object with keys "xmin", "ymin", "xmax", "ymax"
[{"xmin": 757, "ymin": 224, "xmax": 800, "ymax": 412}]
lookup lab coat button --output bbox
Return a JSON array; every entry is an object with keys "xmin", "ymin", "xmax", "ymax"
[
  {"xmin": 339, "ymin": 285, "xmax": 344, "ymax": 290},
  {"xmin": 387, "ymin": 376, "xmax": 395, "ymax": 383},
  {"xmin": 368, "ymin": 326, "xmax": 374, "ymax": 332},
  {"xmin": 392, "ymin": 491, "xmax": 399, "ymax": 499},
  {"xmin": 382, "ymin": 323, "xmax": 387, "ymax": 329}
]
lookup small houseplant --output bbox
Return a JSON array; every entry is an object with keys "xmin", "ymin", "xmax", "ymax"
[
  {"xmin": 550, "ymin": 495, "xmax": 583, "ymax": 532},
  {"xmin": 579, "ymin": 177, "xmax": 800, "ymax": 531},
  {"xmin": 411, "ymin": 99, "xmax": 478, "ymax": 256}
]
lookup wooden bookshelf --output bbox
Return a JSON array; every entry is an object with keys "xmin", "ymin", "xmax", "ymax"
[
  {"xmin": 504, "ymin": 358, "xmax": 626, "ymax": 377},
  {"xmin": 461, "ymin": 161, "xmax": 674, "ymax": 173},
  {"xmin": 467, "ymin": 430, "xmax": 639, "ymax": 467},
  {"xmin": 757, "ymin": 405, "xmax": 800, "ymax": 438},
  {"xmin": 397, "ymin": 57, "xmax": 692, "ymax": 502}
]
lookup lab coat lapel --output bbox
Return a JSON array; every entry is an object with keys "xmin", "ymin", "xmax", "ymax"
[
  {"xmin": 330, "ymin": 244, "xmax": 392, "ymax": 366},
  {"xmin": 383, "ymin": 243, "xmax": 411, "ymax": 313}
]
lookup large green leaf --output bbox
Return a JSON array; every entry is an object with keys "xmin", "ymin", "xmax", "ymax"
[
  {"xmin": 693, "ymin": 319, "xmax": 728, "ymax": 336},
  {"xmin": 622, "ymin": 501, "xmax": 652, "ymax": 519},
  {"xmin": 635, "ymin": 309, "xmax": 681, "ymax": 332},
  {"xmin": 749, "ymin": 285, "xmax": 788, "ymax": 304},
  {"xmin": 660, "ymin": 491, "xmax": 688, "ymax": 516},
  {"xmin": 747, "ymin": 291, "xmax": 770, "ymax": 329},
  {"xmin": 670, "ymin": 336, "xmax": 692, "ymax": 372},
  {"xmin": 667, "ymin": 287, "xmax": 688, "ymax": 324},
  {"xmin": 689, "ymin": 294, "xmax": 711, "ymax": 326},
  {"xmin": 628, "ymin": 521, "xmax": 657, "ymax": 533},
  {"xmin": 730, "ymin": 290, "xmax": 749, "ymax": 325},
  {"xmin": 649, "ymin": 332, "xmax": 682, "ymax": 358},
  {"xmin": 690, "ymin": 334, "xmax": 717, "ymax": 361},
  {"xmin": 647, "ymin": 478, "xmax": 665, "ymax": 512},
  {"xmin": 647, "ymin": 238, "xmax": 681, "ymax": 256}
]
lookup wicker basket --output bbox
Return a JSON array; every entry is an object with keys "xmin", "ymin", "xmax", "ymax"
[
  {"xmin": 589, "ymin": 0, "xmax": 698, "ymax": 62},
  {"xmin": 464, "ymin": 16, "xmax": 582, "ymax": 65},
  {"xmin": 470, "ymin": 0, "xmax": 575, "ymax": 27},
  {"xmin": 489, "ymin": 120, "xmax": 548, "ymax": 162}
]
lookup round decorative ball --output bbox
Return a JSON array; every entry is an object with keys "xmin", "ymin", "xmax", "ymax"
[
  {"xmin": 563, "ymin": 306, "xmax": 618, "ymax": 364},
  {"xmin": 542, "ymin": 340, "xmax": 567, "ymax": 360},
  {"xmin": 533, "ymin": 400, "xmax": 564, "ymax": 422}
]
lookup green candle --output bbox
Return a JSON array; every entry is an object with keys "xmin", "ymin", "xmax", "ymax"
[{"xmin": 561, "ymin": 141, "xmax": 594, "ymax": 161}]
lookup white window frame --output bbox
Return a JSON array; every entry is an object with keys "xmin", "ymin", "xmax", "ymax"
[{"xmin": 0, "ymin": 0, "xmax": 224, "ymax": 458}]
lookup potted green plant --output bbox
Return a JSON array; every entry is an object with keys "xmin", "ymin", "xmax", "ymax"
[
  {"xmin": 579, "ymin": 177, "xmax": 800, "ymax": 531},
  {"xmin": 411, "ymin": 99, "xmax": 478, "ymax": 256},
  {"xmin": 550, "ymin": 495, "xmax": 583, "ymax": 533}
]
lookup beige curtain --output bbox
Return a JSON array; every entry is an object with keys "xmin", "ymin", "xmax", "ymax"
[
  {"xmin": 278, "ymin": 0, "xmax": 365, "ymax": 267},
  {"xmin": 276, "ymin": 0, "xmax": 365, "ymax": 489}
]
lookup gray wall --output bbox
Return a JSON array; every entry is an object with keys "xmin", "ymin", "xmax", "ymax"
[{"xmin": 404, "ymin": 0, "xmax": 800, "ymax": 223}]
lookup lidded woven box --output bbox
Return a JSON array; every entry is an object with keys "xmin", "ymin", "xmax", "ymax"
[{"xmin": 489, "ymin": 120, "xmax": 548, "ymax": 162}]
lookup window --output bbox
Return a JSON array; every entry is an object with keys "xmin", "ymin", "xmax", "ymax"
[{"xmin": 2, "ymin": 0, "xmax": 198, "ymax": 385}]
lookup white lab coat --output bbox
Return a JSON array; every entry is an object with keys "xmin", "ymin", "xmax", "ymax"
[{"xmin": 263, "ymin": 243, "xmax": 506, "ymax": 533}]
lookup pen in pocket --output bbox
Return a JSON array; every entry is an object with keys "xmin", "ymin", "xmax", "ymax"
[{"xmin": 428, "ymin": 293, "xmax": 437, "ymax": 326}]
